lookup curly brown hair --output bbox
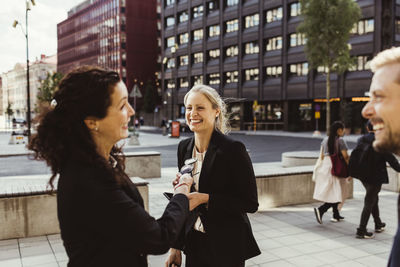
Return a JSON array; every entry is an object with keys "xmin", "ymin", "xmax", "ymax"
[{"xmin": 28, "ymin": 66, "xmax": 129, "ymax": 190}]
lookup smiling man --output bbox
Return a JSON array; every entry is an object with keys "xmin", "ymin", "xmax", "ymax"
[{"xmin": 362, "ymin": 46, "xmax": 400, "ymax": 266}]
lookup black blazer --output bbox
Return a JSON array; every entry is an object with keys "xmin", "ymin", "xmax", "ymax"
[
  {"xmin": 175, "ymin": 130, "xmax": 261, "ymax": 265},
  {"xmin": 357, "ymin": 133, "xmax": 400, "ymax": 184},
  {"xmin": 57, "ymin": 159, "xmax": 189, "ymax": 267}
]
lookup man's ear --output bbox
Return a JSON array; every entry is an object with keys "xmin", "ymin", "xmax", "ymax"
[{"xmin": 84, "ymin": 117, "xmax": 99, "ymax": 131}]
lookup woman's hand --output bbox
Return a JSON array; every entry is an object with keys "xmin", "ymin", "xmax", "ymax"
[
  {"xmin": 165, "ymin": 248, "xmax": 181, "ymax": 267},
  {"xmin": 188, "ymin": 192, "xmax": 209, "ymax": 211},
  {"xmin": 172, "ymin": 172, "xmax": 181, "ymax": 187},
  {"xmin": 173, "ymin": 173, "xmax": 193, "ymax": 196}
]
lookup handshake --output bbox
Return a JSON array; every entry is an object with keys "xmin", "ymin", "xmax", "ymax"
[{"xmin": 165, "ymin": 158, "xmax": 209, "ymax": 211}]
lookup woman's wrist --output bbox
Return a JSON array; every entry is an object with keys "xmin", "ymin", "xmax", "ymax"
[
  {"xmin": 173, "ymin": 183, "xmax": 190, "ymax": 195},
  {"xmin": 174, "ymin": 182, "xmax": 189, "ymax": 190}
]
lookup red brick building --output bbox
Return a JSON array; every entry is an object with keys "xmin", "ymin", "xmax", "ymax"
[{"xmin": 57, "ymin": 0, "xmax": 160, "ymax": 98}]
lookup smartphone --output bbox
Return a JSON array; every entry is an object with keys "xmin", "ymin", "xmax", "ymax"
[{"xmin": 163, "ymin": 192, "xmax": 173, "ymax": 200}]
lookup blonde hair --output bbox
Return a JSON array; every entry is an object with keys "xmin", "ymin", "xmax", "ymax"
[
  {"xmin": 184, "ymin": 84, "xmax": 230, "ymax": 134},
  {"xmin": 370, "ymin": 46, "xmax": 400, "ymax": 72}
]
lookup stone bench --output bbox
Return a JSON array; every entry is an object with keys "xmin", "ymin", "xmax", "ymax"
[
  {"xmin": 0, "ymin": 151, "xmax": 162, "ymax": 179},
  {"xmin": 0, "ymin": 175, "xmax": 149, "ymax": 240},
  {"xmin": 253, "ymin": 165, "xmax": 353, "ymax": 211},
  {"xmin": 382, "ymin": 159, "xmax": 400, "ymax": 192},
  {"xmin": 281, "ymin": 150, "xmax": 400, "ymax": 192},
  {"xmin": 281, "ymin": 151, "xmax": 320, "ymax": 167},
  {"xmin": 125, "ymin": 151, "xmax": 161, "ymax": 178}
]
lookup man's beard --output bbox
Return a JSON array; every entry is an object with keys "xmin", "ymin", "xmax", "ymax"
[{"xmin": 373, "ymin": 125, "xmax": 400, "ymax": 155}]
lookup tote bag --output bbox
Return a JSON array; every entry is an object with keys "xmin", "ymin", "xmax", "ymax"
[{"xmin": 330, "ymin": 139, "xmax": 348, "ymax": 178}]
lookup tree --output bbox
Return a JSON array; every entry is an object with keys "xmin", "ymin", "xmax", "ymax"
[
  {"xmin": 5, "ymin": 102, "xmax": 13, "ymax": 128},
  {"xmin": 143, "ymin": 80, "xmax": 159, "ymax": 113},
  {"xmin": 297, "ymin": 0, "xmax": 361, "ymax": 132},
  {"xmin": 37, "ymin": 72, "xmax": 63, "ymax": 104}
]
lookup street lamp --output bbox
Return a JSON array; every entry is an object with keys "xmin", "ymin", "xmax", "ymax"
[{"xmin": 12, "ymin": 0, "xmax": 35, "ymax": 138}]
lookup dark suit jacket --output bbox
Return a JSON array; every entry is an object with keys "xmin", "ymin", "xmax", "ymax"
[
  {"xmin": 175, "ymin": 130, "xmax": 261, "ymax": 265},
  {"xmin": 357, "ymin": 133, "xmax": 400, "ymax": 184},
  {"xmin": 57, "ymin": 159, "xmax": 189, "ymax": 267}
]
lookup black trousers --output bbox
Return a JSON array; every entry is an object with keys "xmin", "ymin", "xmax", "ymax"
[
  {"xmin": 185, "ymin": 231, "xmax": 245, "ymax": 267},
  {"xmin": 359, "ymin": 181, "xmax": 382, "ymax": 230},
  {"xmin": 318, "ymin": 202, "xmax": 339, "ymax": 217}
]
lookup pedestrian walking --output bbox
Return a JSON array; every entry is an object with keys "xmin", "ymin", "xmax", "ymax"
[
  {"xmin": 349, "ymin": 121, "xmax": 400, "ymax": 239},
  {"xmin": 361, "ymin": 46, "xmax": 400, "ymax": 266},
  {"xmin": 313, "ymin": 121, "xmax": 351, "ymax": 224},
  {"xmin": 161, "ymin": 117, "xmax": 167, "ymax": 136},
  {"xmin": 165, "ymin": 84, "xmax": 260, "ymax": 267},
  {"xmin": 28, "ymin": 66, "xmax": 204, "ymax": 267}
]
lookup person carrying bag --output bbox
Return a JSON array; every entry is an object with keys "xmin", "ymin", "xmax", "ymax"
[{"xmin": 313, "ymin": 121, "xmax": 350, "ymax": 224}]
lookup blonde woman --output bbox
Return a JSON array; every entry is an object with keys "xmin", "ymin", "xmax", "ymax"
[{"xmin": 165, "ymin": 85, "xmax": 260, "ymax": 267}]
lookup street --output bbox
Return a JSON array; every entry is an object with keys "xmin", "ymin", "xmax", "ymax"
[{"xmin": 0, "ymin": 131, "xmax": 356, "ymax": 177}]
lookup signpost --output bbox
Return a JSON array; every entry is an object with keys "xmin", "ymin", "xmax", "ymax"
[
  {"xmin": 252, "ymin": 100, "xmax": 258, "ymax": 131},
  {"xmin": 313, "ymin": 104, "xmax": 321, "ymax": 136},
  {"xmin": 129, "ymin": 84, "xmax": 143, "ymax": 145}
]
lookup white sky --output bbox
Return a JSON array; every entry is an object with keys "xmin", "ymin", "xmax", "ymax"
[{"xmin": 0, "ymin": 0, "xmax": 84, "ymax": 73}]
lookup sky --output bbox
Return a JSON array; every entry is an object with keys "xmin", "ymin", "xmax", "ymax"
[{"xmin": 0, "ymin": 0, "xmax": 84, "ymax": 73}]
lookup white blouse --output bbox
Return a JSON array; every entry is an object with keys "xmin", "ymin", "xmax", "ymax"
[{"xmin": 192, "ymin": 146, "xmax": 206, "ymax": 233}]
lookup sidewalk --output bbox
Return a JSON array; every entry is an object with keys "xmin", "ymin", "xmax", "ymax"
[{"xmin": 0, "ymin": 166, "xmax": 397, "ymax": 267}]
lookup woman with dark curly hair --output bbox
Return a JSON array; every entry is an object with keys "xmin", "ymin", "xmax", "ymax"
[{"xmin": 28, "ymin": 66, "xmax": 196, "ymax": 267}]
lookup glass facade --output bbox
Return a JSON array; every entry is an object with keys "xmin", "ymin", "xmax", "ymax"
[{"xmin": 58, "ymin": 0, "xmax": 123, "ymax": 75}]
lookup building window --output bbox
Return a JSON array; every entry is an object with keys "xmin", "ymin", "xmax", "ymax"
[
  {"xmin": 226, "ymin": 0, "xmax": 239, "ymax": 7},
  {"xmin": 396, "ymin": 19, "xmax": 400, "ymax": 34},
  {"xmin": 290, "ymin": 33, "xmax": 306, "ymax": 47},
  {"xmin": 166, "ymin": 36, "xmax": 175, "ymax": 47},
  {"xmin": 289, "ymin": 62, "xmax": 309, "ymax": 76},
  {"xmin": 193, "ymin": 75, "xmax": 203, "ymax": 85},
  {"xmin": 244, "ymin": 41, "xmax": 259, "ymax": 54},
  {"xmin": 207, "ymin": 1, "xmax": 219, "ymax": 14},
  {"xmin": 166, "ymin": 0, "xmax": 175, "ymax": 7},
  {"xmin": 167, "ymin": 80, "xmax": 175, "ymax": 89},
  {"xmin": 166, "ymin": 16, "xmax": 175, "ymax": 27},
  {"xmin": 179, "ymin": 55, "xmax": 188, "ymax": 66},
  {"xmin": 244, "ymin": 14, "xmax": 259, "ymax": 29},
  {"xmin": 193, "ymin": 52, "xmax": 203, "ymax": 64},
  {"xmin": 208, "ymin": 25, "xmax": 220, "ymax": 37},
  {"xmin": 226, "ymin": 19, "xmax": 239, "ymax": 33},
  {"xmin": 179, "ymin": 33, "xmax": 189, "ymax": 45},
  {"xmin": 290, "ymin": 2, "xmax": 301, "ymax": 17},
  {"xmin": 192, "ymin": 5, "xmax": 203, "ymax": 19},
  {"xmin": 166, "ymin": 58, "xmax": 175, "ymax": 69},
  {"xmin": 266, "ymin": 65, "xmax": 282, "ymax": 78},
  {"xmin": 317, "ymin": 66, "xmax": 328, "ymax": 73},
  {"xmin": 349, "ymin": 55, "xmax": 371, "ymax": 71},
  {"xmin": 266, "ymin": 36, "xmax": 282, "ymax": 51},
  {"xmin": 244, "ymin": 68, "xmax": 259, "ymax": 81},
  {"xmin": 351, "ymin": 19, "xmax": 374, "ymax": 35},
  {"xmin": 208, "ymin": 48, "xmax": 220, "ymax": 60},
  {"xmin": 208, "ymin": 73, "xmax": 220, "ymax": 84},
  {"xmin": 179, "ymin": 77, "xmax": 189, "ymax": 88},
  {"xmin": 225, "ymin": 45, "xmax": 238, "ymax": 57},
  {"xmin": 178, "ymin": 11, "xmax": 188, "ymax": 23},
  {"xmin": 225, "ymin": 71, "xmax": 238, "ymax": 83},
  {"xmin": 193, "ymin": 29, "xmax": 203, "ymax": 41},
  {"xmin": 266, "ymin": 7, "xmax": 283, "ymax": 23}
]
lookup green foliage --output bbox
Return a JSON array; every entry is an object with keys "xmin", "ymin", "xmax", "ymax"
[
  {"xmin": 297, "ymin": 0, "xmax": 361, "ymax": 131},
  {"xmin": 37, "ymin": 72, "xmax": 63, "ymax": 104},
  {"xmin": 143, "ymin": 80, "xmax": 158, "ymax": 113},
  {"xmin": 297, "ymin": 0, "xmax": 361, "ymax": 73}
]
